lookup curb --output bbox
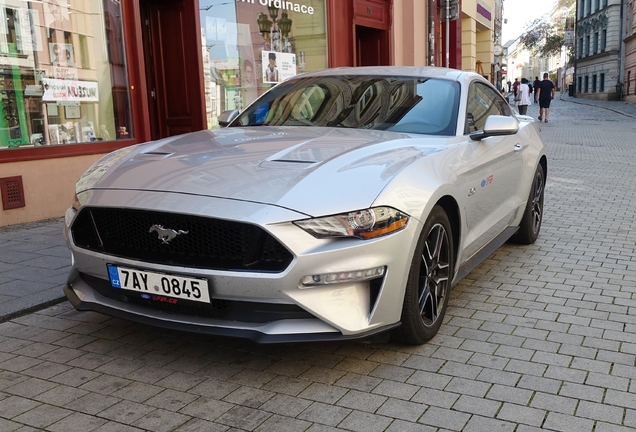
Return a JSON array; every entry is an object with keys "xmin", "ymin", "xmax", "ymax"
[
  {"xmin": 559, "ymin": 93, "xmax": 636, "ymax": 119},
  {"xmin": 0, "ymin": 296, "xmax": 67, "ymax": 323}
]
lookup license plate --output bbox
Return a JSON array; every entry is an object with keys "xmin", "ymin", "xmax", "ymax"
[{"xmin": 107, "ymin": 265, "xmax": 210, "ymax": 303}]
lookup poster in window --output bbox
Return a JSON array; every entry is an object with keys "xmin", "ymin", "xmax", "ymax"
[
  {"xmin": 49, "ymin": 42, "xmax": 75, "ymax": 67},
  {"xmin": 44, "ymin": 0, "xmax": 71, "ymax": 31},
  {"xmin": 262, "ymin": 51, "xmax": 296, "ymax": 84},
  {"xmin": 64, "ymin": 103, "xmax": 81, "ymax": 119}
]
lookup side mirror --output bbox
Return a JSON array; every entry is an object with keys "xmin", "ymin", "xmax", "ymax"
[
  {"xmin": 218, "ymin": 110, "xmax": 239, "ymax": 127},
  {"xmin": 469, "ymin": 115, "xmax": 519, "ymax": 141}
]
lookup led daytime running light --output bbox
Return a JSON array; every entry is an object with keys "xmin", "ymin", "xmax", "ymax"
[{"xmin": 301, "ymin": 266, "xmax": 385, "ymax": 287}]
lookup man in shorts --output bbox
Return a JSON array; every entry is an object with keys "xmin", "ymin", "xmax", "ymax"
[{"xmin": 535, "ymin": 73, "xmax": 555, "ymax": 123}]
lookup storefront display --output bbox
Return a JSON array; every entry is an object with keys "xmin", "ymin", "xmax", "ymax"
[
  {"xmin": 0, "ymin": 0, "xmax": 132, "ymax": 150},
  {"xmin": 199, "ymin": 0, "xmax": 327, "ymax": 128}
]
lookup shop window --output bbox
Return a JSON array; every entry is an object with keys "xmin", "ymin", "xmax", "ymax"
[
  {"xmin": 1, "ymin": 0, "xmax": 132, "ymax": 150},
  {"xmin": 600, "ymin": 73, "xmax": 605, "ymax": 92},
  {"xmin": 198, "ymin": 0, "xmax": 327, "ymax": 129},
  {"xmin": 592, "ymin": 74, "xmax": 597, "ymax": 92}
]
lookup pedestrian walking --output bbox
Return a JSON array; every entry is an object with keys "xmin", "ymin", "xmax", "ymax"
[
  {"xmin": 516, "ymin": 78, "xmax": 532, "ymax": 115},
  {"xmin": 535, "ymin": 73, "xmax": 555, "ymax": 123},
  {"xmin": 533, "ymin": 76, "xmax": 541, "ymax": 94},
  {"xmin": 512, "ymin": 78, "xmax": 519, "ymax": 97}
]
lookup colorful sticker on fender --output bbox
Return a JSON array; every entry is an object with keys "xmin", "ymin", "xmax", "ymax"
[{"xmin": 480, "ymin": 175, "xmax": 494, "ymax": 187}]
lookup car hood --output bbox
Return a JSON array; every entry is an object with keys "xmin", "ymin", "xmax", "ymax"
[{"xmin": 82, "ymin": 127, "xmax": 448, "ymax": 216}]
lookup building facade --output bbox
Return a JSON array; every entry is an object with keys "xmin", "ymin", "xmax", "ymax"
[
  {"xmin": 574, "ymin": 0, "xmax": 623, "ymax": 100},
  {"xmin": 624, "ymin": 0, "xmax": 636, "ymax": 102},
  {"xmin": 460, "ymin": 0, "xmax": 496, "ymax": 81},
  {"xmin": 4, "ymin": 0, "xmax": 472, "ymax": 227}
]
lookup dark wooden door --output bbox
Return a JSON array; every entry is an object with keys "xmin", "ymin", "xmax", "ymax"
[
  {"xmin": 356, "ymin": 25, "xmax": 388, "ymax": 66},
  {"xmin": 141, "ymin": 0, "xmax": 205, "ymax": 139}
]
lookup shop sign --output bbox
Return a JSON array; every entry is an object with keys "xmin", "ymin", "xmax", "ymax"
[
  {"xmin": 54, "ymin": 66, "xmax": 78, "ymax": 80},
  {"xmin": 476, "ymin": 2, "xmax": 491, "ymax": 21},
  {"xmin": 236, "ymin": 0, "xmax": 315, "ymax": 15},
  {"xmin": 42, "ymin": 79, "xmax": 99, "ymax": 102}
]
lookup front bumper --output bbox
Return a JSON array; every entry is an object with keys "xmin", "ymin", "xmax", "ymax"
[
  {"xmin": 63, "ymin": 282, "xmax": 399, "ymax": 343},
  {"xmin": 63, "ymin": 190, "xmax": 422, "ymax": 342}
]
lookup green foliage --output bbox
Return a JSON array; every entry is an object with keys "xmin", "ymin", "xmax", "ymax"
[
  {"xmin": 519, "ymin": 18, "xmax": 566, "ymax": 57},
  {"xmin": 518, "ymin": 0, "xmax": 576, "ymax": 58}
]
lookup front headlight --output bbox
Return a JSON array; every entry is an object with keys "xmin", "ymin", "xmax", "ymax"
[{"xmin": 294, "ymin": 207, "xmax": 409, "ymax": 239}]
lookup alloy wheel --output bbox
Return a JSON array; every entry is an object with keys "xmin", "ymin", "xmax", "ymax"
[
  {"xmin": 418, "ymin": 223, "xmax": 450, "ymax": 327},
  {"xmin": 532, "ymin": 171, "xmax": 544, "ymax": 234}
]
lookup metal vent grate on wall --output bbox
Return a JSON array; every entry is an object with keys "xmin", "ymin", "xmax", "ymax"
[{"xmin": 0, "ymin": 176, "xmax": 26, "ymax": 210}]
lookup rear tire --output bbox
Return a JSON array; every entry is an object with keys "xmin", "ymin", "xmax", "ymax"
[
  {"xmin": 510, "ymin": 164, "xmax": 545, "ymax": 245},
  {"xmin": 391, "ymin": 205, "xmax": 453, "ymax": 345}
]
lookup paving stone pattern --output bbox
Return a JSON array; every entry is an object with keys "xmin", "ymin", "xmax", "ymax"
[
  {"xmin": 0, "ymin": 219, "xmax": 67, "ymax": 320},
  {"xmin": 0, "ymin": 96, "xmax": 635, "ymax": 431}
]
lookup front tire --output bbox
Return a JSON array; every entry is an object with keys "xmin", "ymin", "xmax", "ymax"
[
  {"xmin": 510, "ymin": 164, "xmax": 545, "ymax": 245},
  {"xmin": 392, "ymin": 205, "xmax": 454, "ymax": 345}
]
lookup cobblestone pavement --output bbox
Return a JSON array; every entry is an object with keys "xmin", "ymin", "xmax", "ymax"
[
  {"xmin": 0, "ymin": 219, "xmax": 67, "ymax": 320},
  {"xmin": 1, "ymin": 97, "xmax": 636, "ymax": 432}
]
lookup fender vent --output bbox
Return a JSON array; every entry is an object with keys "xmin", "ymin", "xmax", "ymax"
[{"xmin": 1, "ymin": 176, "xmax": 26, "ymax": 210}]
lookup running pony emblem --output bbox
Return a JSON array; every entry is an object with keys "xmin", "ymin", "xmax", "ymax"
[{"xmin": 149, "ymin": 225, "xmax": 189, "ymax": 244}]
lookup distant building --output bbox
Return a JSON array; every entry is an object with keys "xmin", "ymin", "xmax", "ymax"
[
  {"xmin": 574, "ymin": 0, "xmax": 624, "ymax": 100},
  {"xmin": 624, "ymin": 0, "xmax": 636, "ymax": 102}
]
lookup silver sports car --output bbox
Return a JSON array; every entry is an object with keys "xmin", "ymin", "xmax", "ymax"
[{"xmin": 63, "ymin": 67, "xmax": 546, "ymax": 345}]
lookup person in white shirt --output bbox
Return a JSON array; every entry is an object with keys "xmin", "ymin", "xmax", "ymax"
[{"xmin": 516, "ymin": 78, "xmax": 532, "ymax": 115}]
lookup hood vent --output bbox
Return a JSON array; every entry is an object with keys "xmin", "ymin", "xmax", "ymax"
[
  {"xmin": 134, "ymin": 151, "xmax": 174, "ymax": 161},
  {"xmin": 258, "ymin": 159, "xmax": 318, "ymax": 170}
]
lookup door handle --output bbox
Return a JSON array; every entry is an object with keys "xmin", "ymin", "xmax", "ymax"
[{"xmin": 514, "ymin": 144, "xmax": 522, "ymax": 151}]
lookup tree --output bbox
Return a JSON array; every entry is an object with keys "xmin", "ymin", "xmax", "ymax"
[{"xmin": 518, "ymin": 0, "xmax": 575, "ymax": 60}]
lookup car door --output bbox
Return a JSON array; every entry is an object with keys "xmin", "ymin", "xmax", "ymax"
[{"xmin": 458, "ymin": 81, "xmax": 525, "ymax": 260}]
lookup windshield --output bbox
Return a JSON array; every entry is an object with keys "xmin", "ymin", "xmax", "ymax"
[{"xmin": 232, "ymin": 75, "xmax": 460, "ymax": 136}]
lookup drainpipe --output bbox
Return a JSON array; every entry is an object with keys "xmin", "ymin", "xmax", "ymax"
[
  {"xmin": 446, "ymin": 0, "xmax": 450, "ymax": 67},
  {"xmin": 617, "ymin": 0, "xmax": 626, "ymax": 99},
  {"xmin": 428, "ymin": 0, "xmax": 436, "ymax": 65}
]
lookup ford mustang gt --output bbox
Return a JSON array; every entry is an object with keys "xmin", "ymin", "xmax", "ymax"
[{"xmin": 63, "ymin": 67, "xmax": 546, "ymax": 345}]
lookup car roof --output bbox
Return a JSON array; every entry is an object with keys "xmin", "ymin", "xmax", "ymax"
[{"xmin": 292, "ymin": 66, "xmax": 479, "ymax": 82}]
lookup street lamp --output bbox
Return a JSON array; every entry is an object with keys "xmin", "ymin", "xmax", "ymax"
[
  {"xmin": 257, "ymin": 12, "xmax": 273, "ymax": 43},
  {"xmin": 258, "ymin": 7, "xmax": 293, "ymax": 52},
  {"xmin": 268, "ymin": 4, "xmax": 279, "ymax": 21},
  {"xmin": 278, "ymin": 12, "xmax": 292, "ymax": 38}
]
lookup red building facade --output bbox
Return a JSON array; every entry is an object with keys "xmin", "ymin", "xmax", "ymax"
[{"xmin": 1, "ymin": 0, "xmax": 450, "ymax": 226}]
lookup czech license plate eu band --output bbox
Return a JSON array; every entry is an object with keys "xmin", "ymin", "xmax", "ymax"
[{"xmin": 107, "ymin": 265, "xmax": 210, "ymax": 303}]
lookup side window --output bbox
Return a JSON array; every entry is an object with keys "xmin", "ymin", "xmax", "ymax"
[{"xmin": 465, "ymin": 82, "xmax": 509, "ymax": 134}]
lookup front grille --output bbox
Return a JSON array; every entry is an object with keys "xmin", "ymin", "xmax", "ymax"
[
  {"xmin": 81, "ymin": 273, "xmax": 313, "ymax": 323},
  {"xmin": 71, "ymin": 207, "xmax": 293, "ymax": 272}
]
